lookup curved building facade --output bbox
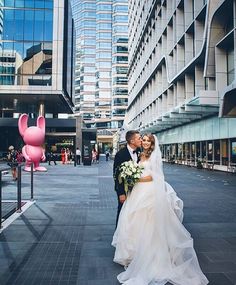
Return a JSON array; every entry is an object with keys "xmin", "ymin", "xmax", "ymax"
[{"xmin": 125, "ymin": 0, "xmax": 236, "ymax": 171}]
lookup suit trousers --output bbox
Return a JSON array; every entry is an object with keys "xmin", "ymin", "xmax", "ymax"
[{"xmin": 116, "ymin": 191, "xmax": 124, "ymax": 228}]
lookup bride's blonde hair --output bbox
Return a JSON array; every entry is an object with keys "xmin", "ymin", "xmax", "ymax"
[{"xmin": 141, "ymin": 133, "xmax": 155, "ymax": 159}]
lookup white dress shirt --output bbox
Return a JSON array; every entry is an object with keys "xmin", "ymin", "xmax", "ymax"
[{"xmin": 127, "ymin": 144, "xmax": 138, "ymax": 162}]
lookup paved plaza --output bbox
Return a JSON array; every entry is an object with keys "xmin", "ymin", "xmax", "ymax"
[{"xmin": 0, "ymin": 158, "xmax": 236, "ymax": 285}]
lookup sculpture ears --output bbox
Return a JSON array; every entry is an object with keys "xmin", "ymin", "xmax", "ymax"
[
  {"xmin": 18, "ymin": 113, "xmax": 28, "ymax": 137},
  {"xmin": 37, "ymin": 116, "xmax": 45, "ymax": 133}
]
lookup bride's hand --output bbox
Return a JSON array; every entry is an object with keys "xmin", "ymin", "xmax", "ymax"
[
  {"xmin": 139, "ymin": 175, "xmax": 153, "ymax": 182},
  {"xmin": 119, "ymin": 194, "xmax": 126, "ymax": 203}
]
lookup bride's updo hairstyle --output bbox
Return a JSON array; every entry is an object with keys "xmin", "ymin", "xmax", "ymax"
[{"xmin": 141, "ymin": 133, "xmax": 155, "ymax": 159}]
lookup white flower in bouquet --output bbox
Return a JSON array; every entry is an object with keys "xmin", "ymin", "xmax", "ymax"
[{"xmin": 118, "ymin": 160, "xmax": 144, "ymax": 194}]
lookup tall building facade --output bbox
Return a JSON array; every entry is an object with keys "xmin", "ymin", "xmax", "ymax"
[
  {"xmin": 126, "ymin": 0, "xmax": 236, "ymax": 171},
  {"xmin": 112, "ymin": 0, "xmax": 129, "ymax": 129},
  {"xmin": 72, "ymin": 0, "xmax": 96, "ymax": 124},
  {"xmin": 0, "ymin": 0, "xmax": 75, "ymax": 150},
  {"xmin": 0, "ymin": 0, "xmax": 74, "ymax": 117},
  {"xmin": 71, "ymin": 0, "xmax": 128, "ymax": 130}
]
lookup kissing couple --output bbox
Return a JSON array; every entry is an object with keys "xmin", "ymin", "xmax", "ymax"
[{"xmin": 112, "ymin": 130, "xmax": 208, "ymax": 285}]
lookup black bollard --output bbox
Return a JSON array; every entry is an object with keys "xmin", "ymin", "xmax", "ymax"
[
  {"xmin": 17, "ymin": 165, "xmax": 22, "ymax": 212},
  {"xmin": 0, "ymin": 171, "xmax": 2, "ymax": 228},
  {"xmin": 31, "ymin": 163, "xmax": 34, "ymax": 200}
]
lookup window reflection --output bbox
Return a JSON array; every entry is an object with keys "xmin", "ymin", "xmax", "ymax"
[
  {"xmin": 4, "ymin": 0, "xmax": 14, "ymax": 7},
  {"xmin": 0, "ymin": 3, "xmax": 53, "ymax": 86},
  {"xmin": 15, "ymin": 0, "xmax": 25, "ymax": 8},
  {"xmin": 15, "ymin": 10, "xmax": 24, "ymax": 40},
  {"xmin": 3, "ymin": 9, "xmax": 14, "ymax": 40},
  {"xmin": 24, "ymin": 10, "xmax": 34, "ymax": 40}
]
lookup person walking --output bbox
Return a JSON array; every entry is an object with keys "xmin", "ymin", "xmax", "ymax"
[
  {"xmin": 48, "ymin": 151, "xmax": 57, "ymax": 165},
  {"xmin": 61, "ymin": 148, "xmax": 65, "ymax": 164},
  {"xmin": 96, "ymin": 150, "xmax": 100, "ymax": 164},
  {"xmin": 92, "ymin": 149, "xmax": 97, "ymax": 164},
  {"xmin": 7, "ymin": 146, "xmax": 18, "ymax": 181},
  {"xmin": 76, "ymin": 147, "xmax": 81, "ymax": 165},
  {"xmin": 105, "ymin": 150, "xmax": 110, "ymax": 161}
]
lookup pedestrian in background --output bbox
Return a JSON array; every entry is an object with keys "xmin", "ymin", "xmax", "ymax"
[
  {"xmin": 92, "ymin": 149, "xmax": 97, "ymax": 164},
  {"xmin": 7, "ymin": 146, "xmax": 18, "ymax": 181},
  {"xmin": 48, "ymin": 151, "xmax": 57, "ymax": 165},
  {"xmin": 61, "ymin": 148, "xmax": 66, "ymax": 164},
  {"xmin": 105, "ymin": 150, "xmax": 110, "ymax": 161},
  {"xmin": 76, "ymin": 147, "xmax": 81, "ymax": 165},
  {"xmin": 65, "ymin": 148, "xmax": 69, "ymax": 164},
  {"xmin": 16, "ymin": 150, "xmax": 24, "ymax": 164},
  {"xmin": 96, "ymin": 150, "xmax": 100, "ymax": 164}
]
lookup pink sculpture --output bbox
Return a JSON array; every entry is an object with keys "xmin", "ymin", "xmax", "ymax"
[{"xmin": 18, "ymin": 113, "xmax": 47, "ymax": 172}]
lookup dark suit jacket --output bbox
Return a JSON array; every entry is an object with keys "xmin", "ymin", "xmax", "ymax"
[{"xmin": 113, "ymin": 146, "xmax": 132, "ymax": 196}]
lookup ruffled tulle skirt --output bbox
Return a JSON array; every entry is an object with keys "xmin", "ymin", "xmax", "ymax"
[{"xmin": 112, "ymin": 181, "xmax": 208, "ymax": 285}]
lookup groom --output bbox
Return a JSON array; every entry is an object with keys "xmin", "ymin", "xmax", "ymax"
[{"xmin": 113, "ymin": 130, "xmax": 142, "ymax": 226}]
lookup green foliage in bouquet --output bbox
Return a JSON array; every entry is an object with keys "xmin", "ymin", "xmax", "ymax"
[{"xmin": 118, "ymin": 160, "xmax": 144, "ymax": 194}]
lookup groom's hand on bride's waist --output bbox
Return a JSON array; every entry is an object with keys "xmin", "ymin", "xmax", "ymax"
[{"xmin": 119, "ymin": 194, "xmax": 126, "ymax": 203}]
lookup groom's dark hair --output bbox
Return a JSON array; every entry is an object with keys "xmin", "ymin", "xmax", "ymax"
[{"xmin": 126, "ymin": 130, "xmax": 140, "ymax": 143}]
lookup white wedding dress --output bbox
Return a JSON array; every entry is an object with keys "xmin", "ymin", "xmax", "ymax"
[{"xmin": 112, "ymin": 156, "xmax": 209, "ymax": 285}]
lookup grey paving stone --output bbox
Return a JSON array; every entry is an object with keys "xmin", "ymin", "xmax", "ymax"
[
  {"xmin": 0, "ymin": 160, "xmax": 236, "ymax": 285},
  {"xmin": 205, "ymin": 273, "xmax": 234, "ymax": 285},
  {"xmin": 226, "ymin": 272, "xmax": 236, "ymax": 284}
]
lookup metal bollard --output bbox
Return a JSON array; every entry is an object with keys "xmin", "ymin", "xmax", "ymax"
[
  {"xmin": 17, "ymin": 166, "xmax": 22, "ymax": 212},
  {"xmin": 31, "ymin": 163, "xmax": 34, "ymax": 200},
  {"xmin": 0, "ymin": 171, "xmax": 2, "ymax": 228}
]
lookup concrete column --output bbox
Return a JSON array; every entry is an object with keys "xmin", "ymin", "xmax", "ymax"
[
  {"xmin": 194, "ymin": 20, "xmax": 204, "ymax": 54},
  {"xmin": 215, "ymin": 47, "xmax": 227, "ymax": 91},
  {"xmin": 162, "ymin": 64, "xmax": 167, "ymax": 91},
  {"xmin": 176, "ymin": 6, "xmax": 184, "ymax": 41},
  {"xmin": 39, "ymin": 103, "xmax": 45, "ymax": 116},
  {"xmin": 177, "ymin": 43, "xmax": 185, "ymax": 72},
  {"xmin": 185, "ymin": 74, "xmax": 195, "ymax": 100},
  {"xmin": 200, "ymin": 141, "xmax": 202, "ymax": 160},
  {"xmin": 76, "ymin": 116, "xmax": 83, "ymax": 152},
  {"xmin": 185, "ymin": 32, "xmax": 194, "ymax": 62},
  {"xmin": 162, "ymin": 93, "xmax": 167, "ymax": 114},
  {"xmin": 167, "ymin": 88, "xmax": 174, "ymax": 110},
  {"xmin": 184, "ymin": 0, "xmax": 194, "ymax": 28},
  {"xmin": 220, "ymin": 139, "xmax": 222, "ymax": 165},
  {"xmin": 176, "ymin": 80, "xmax": 185, "ymax": 105},
  {"xmin": 195, "ymin": 65, "xmax": 205, "ymax": 96}
]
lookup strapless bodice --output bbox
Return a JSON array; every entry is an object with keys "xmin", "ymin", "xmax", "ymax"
[{"xmin": 139, "ymin": 159, "xmax": 152, "ymax": 177}]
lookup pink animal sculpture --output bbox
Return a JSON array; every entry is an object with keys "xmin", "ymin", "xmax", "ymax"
[{"xmin": 18, "ymin": 114, "xmax": 47, "ymax": 172}]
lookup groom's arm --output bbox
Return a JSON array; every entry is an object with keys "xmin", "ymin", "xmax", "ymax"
[
  {"xmin": 113, "ymin": 151, "xmax": 126, "ymax": 197},
  {"xmin": 113, "ymin": 152, "xmax": 120, "ymax": 184}
]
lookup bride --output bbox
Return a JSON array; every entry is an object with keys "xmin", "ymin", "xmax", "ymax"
[{"xmin": 112, "ymin": 134, "xmax": 209, "ymax": 285}]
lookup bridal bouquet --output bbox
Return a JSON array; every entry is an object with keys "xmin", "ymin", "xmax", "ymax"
[{"xmin": 118, "ymin": 160, "xmax": 144, "ymax": 194}]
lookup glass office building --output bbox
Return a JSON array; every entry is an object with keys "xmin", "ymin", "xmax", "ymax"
[
  {"xmin": 71, "ymin": 0, "xmax": 96, "ymax": 125},
  {"xmin": 125, "ymin": 0, "xmax": 236, "ymax": 171},
  {"xmin": 95, "ymin": 0, "xmax": 112, "ymax": 129},
  {"xmin": 0, "ymin": 0, "xmax": 74, "ymax": 117},
  {"xmin": 71, "ymin": 0, "xmax": 128, "ymax": 130},
  {"xmin": 0, "ymin": 0, "xmax": 75, "ymax": 150},
  {"xmin": 112, "ymin": 0, "xmax": 128, "ymax": 129}
]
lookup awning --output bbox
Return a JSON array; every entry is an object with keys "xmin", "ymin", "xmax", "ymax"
[{"xmin": 140, "ymin": 91, "xmax": 219, "ymax": 133}]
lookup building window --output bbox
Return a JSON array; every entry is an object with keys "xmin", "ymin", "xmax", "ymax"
[{"xmin": 0, "ymin": 4, "xmax": 53, "ymax": 86}]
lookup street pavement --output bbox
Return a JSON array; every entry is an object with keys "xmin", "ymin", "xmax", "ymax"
[{"xmin": 0, "ymin": 158, "xmax": 236, "ymax": 285}]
